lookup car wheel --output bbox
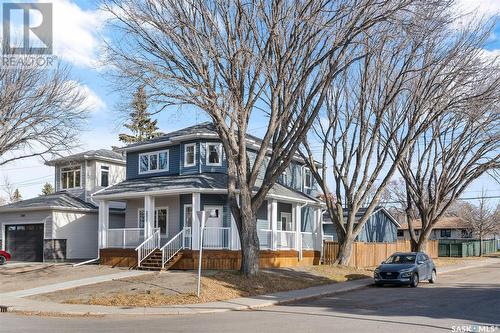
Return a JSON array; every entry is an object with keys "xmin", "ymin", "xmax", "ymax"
[
  {"xmin": 375, "ymin": 282, "xmax": 384, "ymax": 287},
  {"xmin": 0, "ymin": 255, "xmax": 5, "ymax": 265},
  {"xmin": 429, "ymin": 270, "xmax": 437, "ymax": 284},
  {"xmin": 410, "ymin": 273, "xmax": 419, "ymax": 288}
]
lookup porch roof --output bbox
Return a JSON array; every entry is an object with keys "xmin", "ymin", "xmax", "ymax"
[{"xmin": 92, "ymin": 173, "xmax": 321, "ymax": 204}]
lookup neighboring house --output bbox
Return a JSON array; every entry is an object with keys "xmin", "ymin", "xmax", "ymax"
[
  {"xmin": 93, "ymin": 122, "xmax": 324, "ymax": 270},
  {"xmin": 398, "ymin": 217, "xmax": 473, "ymax": 240},
  {"xmin": 0, "ymin": 150, "xmax": 126, "ymax": 262},
  {"xmin": 322, "ymin": 207, "xmax": 400, "ymax": 243}
]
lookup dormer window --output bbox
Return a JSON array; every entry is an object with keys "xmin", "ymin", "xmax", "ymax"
[
  {"xmin": 280, "ymin": 171, "xmax": 288, "ymax": 185},
  {"xmin": 139, "ymin": 150, "xmax": 169, "ymax": 174},
  {"xmin": 304, "ymin": 167, "xmax": 312, "ymax": 189},
  {"xmin": 61, "ymin": 166, "xmax": 81, "ymax": 189},
  {"xmin": 206, "ymin": 143, "xmax": 222, "ymax": 166},
  {"xmin": 184, "ymin": 143, "xmax": 196, "ymax": 167}
]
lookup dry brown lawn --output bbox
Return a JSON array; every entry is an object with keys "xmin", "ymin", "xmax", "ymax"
[{"xmin": 39, "ymin": 265, "xmax": 372, "ymax": 307}]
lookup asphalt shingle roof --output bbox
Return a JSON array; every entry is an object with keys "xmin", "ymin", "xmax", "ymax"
[
  {"xmin": 94, "ymin": 173, "xmax": 320, "ymax": 203},
  {"xmin": 0, "ymin": 192, "xmax": 97, "ymax": 211},
  {"xmin": 46, "ymin": 149, "xmax": 125, "ymax": 165}
]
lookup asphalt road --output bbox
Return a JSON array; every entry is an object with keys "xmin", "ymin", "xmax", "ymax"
[{"xmin": 1, "ymin": 261, "xmax": 499, "ymax": 333}]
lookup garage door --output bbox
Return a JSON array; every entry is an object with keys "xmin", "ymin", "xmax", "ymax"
[{"xmin": 5, "ymin": 224, "xmax": 44, "ymax": 261}]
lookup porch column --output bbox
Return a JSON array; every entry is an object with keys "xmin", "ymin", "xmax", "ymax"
[
  {"xmin": 315, "ymin": 208, "xmax": 324, "ymax": 252},
  {"xmin": 98, "ymin": 200, "xmax": 109, "ymax": 249},
  {"xmin": 294, "ymin": 203, "xmax": 302, "ymax": 258},
  {"xmin": 270, "ymin": 199, "xmax": 278, "ymax": 250},
  {"xmin": 192, "ymin": 192, "xmax": 201, "ymax": 250},
  {"xmin": 144, "ymin": 195, "xmax": 155, "ymax": 238}
]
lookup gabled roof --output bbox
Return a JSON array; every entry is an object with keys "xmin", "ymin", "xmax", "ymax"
[
  {"xmin": 323, "ymin": 206, "xmax": 401, "ymax": 227},
  {"xmin": 398, "ymin": 217, "xmax": 469, "ymax": 230},
  {"xmin": 93, "ymin": 173, "xmax": 321, "ymax": 204},
  {"xmin": 45, "ymin": 149, "xmax": 126, "ymax": 166},
  {"xmin": 0, "ymin": 192, "xmax": 98, "ymax": 212}
]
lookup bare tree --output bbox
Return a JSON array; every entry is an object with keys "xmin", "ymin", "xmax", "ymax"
[
  {"xmin": 0, "ymin": 52, "xmax": 89, "ymax": 166},
  {"xmin": 301, "ymin": 4, "xmax": 499, "ymax": 264},
  {"xmin": 102, "ymin": 0, "xmax": 413, "ymax": 275},
  {"xmin": 452, "ymin": 194, "xmax": 499, "ymax": 256}
]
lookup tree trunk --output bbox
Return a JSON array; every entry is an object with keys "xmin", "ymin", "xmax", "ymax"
[
  {"xmin": 237, "ymin": 190, "xmax": 260, "ymax": 276},
  {"xmin": 479, "ymin": 235, "xmax": 483, "ymax": 257},
  {"xmin": 410, "ymin": 238, "xmax": 419, "ymax": 252},
  {"xmin": 416, "ymin": 237, "xmax": 428, "ymax": 253},
  {"xmin": 335, "ymin": 236, "xmax": 355, "ymax": 266}
]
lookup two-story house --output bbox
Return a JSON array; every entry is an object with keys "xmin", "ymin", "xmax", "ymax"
[
  {"xmin": 93, "ymin": 123, "xmax": 324, "ymax": 270},
  {"xmin": 0, "ymin": 150, "xmax": 126, "ymax": 262}
]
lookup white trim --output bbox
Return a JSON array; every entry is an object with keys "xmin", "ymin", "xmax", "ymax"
[
  {"xmin": 138, "ymin": 149, "xmax": 169, "ymax": 174},
  {"xmin": 99, "ymin": 165, "xmax": 110, "ymax": 187},
  {"xmin": 184, "ymin": 143, "xmax": 196, "ymax": 167},
  {"xmin": 137, "ymin": 206, "xmax": 169, "ymax": 236},
  {"xmin": 206, "ymin": 143, "xmax": 223, "ymax": 166}
]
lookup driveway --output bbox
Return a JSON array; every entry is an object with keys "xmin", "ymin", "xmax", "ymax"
[
  {"xmin": 1, "ymin": 260, "xmax": 499, "ymax": 333},
  {"xmin": 0, "ymin": 263, "xmax": 130, "ymax": 293}
]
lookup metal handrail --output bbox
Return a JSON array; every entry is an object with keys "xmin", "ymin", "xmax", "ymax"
[
  {"xmin": 136, "ymin": 229, "xmax": 160, "ymax": 266},
  {"xmin": 160, "ymin": 229, "xmax": 185, "ymax": 269}
]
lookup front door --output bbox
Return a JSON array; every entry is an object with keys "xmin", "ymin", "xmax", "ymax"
[
  {"xmin": 155, "ymin": 208, "xmax": 168, "ymax": 244},
  {"xmin": 203, "ymin": 205, "xmax": 225, "ymax": 248}
]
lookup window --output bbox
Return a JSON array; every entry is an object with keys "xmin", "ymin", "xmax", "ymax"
[
  {"xmin": 206, "ymin": 143, "xmax": 222, "ymax": 166},
  {"xmin": 184, "ymin": 205, "xmax": 193, "ymax": 228},
  {"xmin": 100, "ymin": 166, "xmax": 109, "ymax": 187},
  {"xmin": 139, "ymin": 150, "xmax": 169, "ymax": 173},
  {"xmin": 184, "ymin": 143, "xmax": 196, "ymax": 167},
  {"xmin": 304, "ymin": 168, "xmax": 312, "ymax": 189},
  {"xmin": 278, "ymin": 212, "xmax": 294, "ymax": 231},
  {"xmin": 138, "ymin": 207, "xmax": 168, "ymax": 235},
  {"xmin": 461, "ymin": 229, "xmax": 472, "ymax": 238},
  {"xmin": 280, "ymin": 171, "xmax": 288, "ymax": 185},
  {"xmin": 61, "ymin": 166, "xmax": 81, "ymax": 189},
  {"xmin": 440, "ymin": 229, "xmax": 451, "ymax": 238}
]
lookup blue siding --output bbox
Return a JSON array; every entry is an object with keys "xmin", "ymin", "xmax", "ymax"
[
  {"xmin": 322, "ymin": 210, "xmax": 398, "ymax": 242},
  {"xmin": 126, "ymin": 145, "xmax": 180, "ymax": 179},
  {"xmin": 301, "ymin": 206, "xmax": 315, "ymax": 232}
]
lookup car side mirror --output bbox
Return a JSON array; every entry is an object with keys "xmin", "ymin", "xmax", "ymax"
[{"xmin": 417, "ymin": 261, "xmax": 424, "ymax": 265}]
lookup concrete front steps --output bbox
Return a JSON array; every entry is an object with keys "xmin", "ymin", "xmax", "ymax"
[{"xmin": 137, "ymin": 250, "xmax": 183, "ymax": 271}]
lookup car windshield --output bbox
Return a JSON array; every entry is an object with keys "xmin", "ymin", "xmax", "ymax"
[{"xmin": 385, "ymin": 254, "xmax": 416, "ymax": 264}]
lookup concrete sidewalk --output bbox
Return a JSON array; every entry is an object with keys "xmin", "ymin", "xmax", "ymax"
[{"xmin": 0, "ymin": 258, "xmax": 496, "ymax": 317}]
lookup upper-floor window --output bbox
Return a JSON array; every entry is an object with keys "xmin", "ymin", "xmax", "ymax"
[
  {"xmin": 440, "ymin": 229, "xmax": 451, "ymax": 238},
  {"xmin": 100, "ymin": 166, "xmax": 109, "ymax": 187},
  {"xmin": 61, "ymin": 166, "xmax": 81, "ymax": 189},
  {"xmin": 280, "ymin": 171, "xmax": 288, "ymax": 185},
  {"xmin": 139, "ymin": 150, "xmax": 169, "ymax": 174},
  {"xmin": 303, "ymin": 167, "xmax": 312, "ymax": 189},
  {"xmin": 184, "ymin": 143, "xmax": 196, "ymax": 167},
  {"xmin": 206, "ymin": 143, "xmax": 222, "ymax": 166}
]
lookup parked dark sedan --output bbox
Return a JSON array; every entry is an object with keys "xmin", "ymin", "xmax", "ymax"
[{"xmin": 374, "ymin": 252, "xmax": 436, "ymax": 287}]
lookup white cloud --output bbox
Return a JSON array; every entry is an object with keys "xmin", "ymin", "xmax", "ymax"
[
  {"xmin": 69, "ymin": 81, "xmax": 106, "ymax": 112},
  {"xmin": 455, "ymin": 0, "xmax": 500, "ymax": 18}
]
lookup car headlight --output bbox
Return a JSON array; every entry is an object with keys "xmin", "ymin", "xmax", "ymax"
[{"xmin": 400, "ymin": 270, "xmax": 413, "ymax": 278}]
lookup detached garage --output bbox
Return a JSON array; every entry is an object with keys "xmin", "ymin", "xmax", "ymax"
[{"xmin": 0, "ymin": 192, "xmax": 124, "ymax": 262}]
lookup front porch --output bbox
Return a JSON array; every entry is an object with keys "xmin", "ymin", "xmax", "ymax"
[{"xmin": 96, "ymin": 192, "xmax": 323, "ymax": 270}]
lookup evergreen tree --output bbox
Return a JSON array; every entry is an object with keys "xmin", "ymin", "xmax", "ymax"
[
  {"xmin": 119, "ymin": 86, "xmax": 160, "ymax": 144},
  {"xmin": 12, "ymin": 188, "xmax": 21, "ymax": 202},
  {"xmin": 41, "ymin": 182, "xmax": 54, "ymax": 196}
]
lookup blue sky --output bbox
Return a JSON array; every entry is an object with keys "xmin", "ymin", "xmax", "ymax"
[{"xmin": 0, "ymin": 0, "xmax": 499, "ymax": 203}]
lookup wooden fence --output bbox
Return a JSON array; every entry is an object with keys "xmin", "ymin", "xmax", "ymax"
[{"xmin": 323, "ymin": 240, "xmax": 439, "ymax": 267}]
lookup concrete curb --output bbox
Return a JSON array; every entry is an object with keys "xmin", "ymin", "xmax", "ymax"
[{"xmin": 1, "ymin": 259, "xmax": 496, "ymax": 317}]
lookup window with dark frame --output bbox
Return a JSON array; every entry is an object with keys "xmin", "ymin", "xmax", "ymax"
[{"xmin": 440, "ymin": 229, "xmax": 451, "ymax": 238}]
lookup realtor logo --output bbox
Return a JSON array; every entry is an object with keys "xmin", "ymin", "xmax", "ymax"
[{"xmin": 2, "ymin": 3, "xmax": 53, "ymax": 55}]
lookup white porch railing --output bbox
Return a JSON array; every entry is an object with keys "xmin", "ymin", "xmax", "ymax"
[
  {"xmin": 160, "ymin": 229, "xmax": 185, "ymax": 268},
  {"xmin": 136, "ymin": 229, "xmax": 160, "ymax": 266},
  {"xmin": 203, "ymin": 227, "xmax": 230, "ymax": 249},
  {"xmin": 107, "ymin": 228, "xmax": 144, "ymax": 248},
  {"xmin": 276, "ymin": 230, "xmax": 296, "ymax": 249},
  {"xmin": 258, "ymin": 229, "xmax": 272, "ymax": 249},
  {"xmin": 301, "ymin": 232, "xmax": 314, "ymax": 249},
  {"xmin": 323, "ymin": 234, "xmax": 334, "ymax": 242}
]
